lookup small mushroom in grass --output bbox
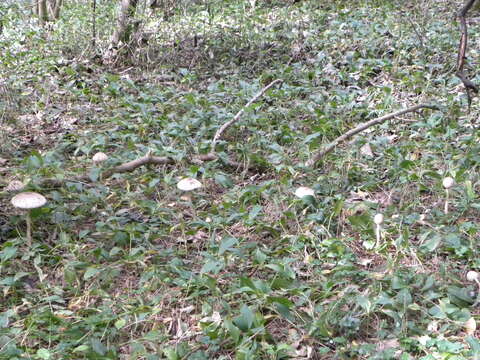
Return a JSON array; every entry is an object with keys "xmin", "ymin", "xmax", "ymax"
[
  {"xmin": 466, "ymin": 270, "xmax": 480, "ymax": 284},
  {"xmin": 442, "ymin": 177, "xmax": 454, "ymax": 214},
  {"xmin": 373, "ymin": 213, "xmax": 384, "ymax": 248},
  {"xmin": 294, "ymin": 187, "xmax": 316, "ymax": 208},
  {"xmin": 92, "ymin": 152, "xmax": 108, "ymax": 165},
  {"xmin": 466, "ymin": 271, "xmax": 480, "ymax": 305},
  {"xmin": 177, "ymin": 178, "xmax": 202, "ymax": 215},
  {"xmin": 295, "ymin": 186, "xmax": 315, "ymax": 199},
  {"xmin": 11, "ymin": 192, "xmax": 47, "ymax": 246},
  {"xmin": 177, "ymin": 178, "xmax": 202, "ymax": 192}
]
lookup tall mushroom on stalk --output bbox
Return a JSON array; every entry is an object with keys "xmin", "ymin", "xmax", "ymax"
[
  {"xmin": 442, "ymin": 177, "xmax": 455, "ymax": 214},
  {"xmin": 177, "ymin": 178, "xmax": 202, "ymax": 217},
  {"xmin": 91, "ymin": 152, "xmax": 109, "ymax": 181},
  {"xmin": 373, "ymin": 213, "xmax": 384, "ymax": 248},
  {"xmin": 11, "ymin": 192, "xmax": 47, "ymax": 246}
]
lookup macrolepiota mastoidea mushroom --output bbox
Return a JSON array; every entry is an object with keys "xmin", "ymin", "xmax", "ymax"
[
  {"xmin": 92, "ymin": 152, "xmax": 108, "ymax": 165},
  {"xmin": 177, "ymin": 177, "xmax": 202, "ymax": 213},
  {"xmin": 466, "ymin": 270, "xmax": 480, "ymax": 306},
  {"xmin": 373, "ymin": 213, "xmax": 384, "ymax": 248},
  {"xmin": 295, "ymin": 186, "xmax": 315, "ymax": 198},
  {"xmin": 442, "ymin": 177, "xmax": 454, "ymax": 214},
  {"xmin": 294, "ymin": 186, "xmax": 316, "ymax": 207},
  {"xmin": 11, "ymin": 192, "xmax": 47, "ymax": 245},
  {"xmin": 177, "ymin": 177, "xmax": 202, "ymax": 192},
  {"xmin": 90, "ymin": 152, "xmax": 109, "ymax": 181}
]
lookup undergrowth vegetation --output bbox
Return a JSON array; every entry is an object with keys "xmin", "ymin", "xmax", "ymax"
[{"xmin": 1, "ymin": 0, "xmax": 480, "ymax": 358}]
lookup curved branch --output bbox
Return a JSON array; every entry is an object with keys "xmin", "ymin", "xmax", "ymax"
[
  {"xmin": 305, "ymin": 104, "xmax": 439, "ymax": 167},
  {"xmin": 456, "ymin": 0, "xmax": 479, "ymax": 107},
  {"xmin": 211, "ymin": 79, "xmax": 283, "ymax": 149}
]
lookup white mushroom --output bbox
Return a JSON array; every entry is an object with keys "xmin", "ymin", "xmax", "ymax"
[
  {"xmin": 177, "ymin": 178, "xmax": 202, "ymax": 191},
  {"xmin": 467, "ymin": 271, "xmax": 479, "ymax": 283},
  {"xmin": 176, "ymin": 178, "xmax": 202, "ymax": 218},
  {"xmin": 294, "ymin": 186, "xmax": 315, "ymax": 198},
  {"xmin": 442, "ymin": 177, "xmax": 454, "ymax": 189},
  {"xmin": 92, "ymin": 152, "xmax": 108, "ymax": 165},
  {"xmin": 466, "ymin": 271, "xmax": 480, "ymax": 306},
  {"xmin": 442, "ymin": 177, "xmax": 455, "ymax": 214},
  {"xmin": 11, "ymin": 192, "xmax": 47, "ymax": 245},
  {"xmin": 373, "ymin": 213, "xmax": 384, "ymax": 248}
]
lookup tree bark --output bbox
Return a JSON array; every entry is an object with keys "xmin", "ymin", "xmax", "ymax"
[
  {"xmin": 32, "ymin": 0, "xmax": 39, "ymax": 15},
  {"xmin": 52, "ymin": 0, "xmax": 63, "ymax": 20},
  {"xmin": 111, "ymin": 0, "xmax": 140, "ymax": 47},
  {"xmin": 38, "ymin": 0, "xmax": 48, "ymax": 24}
]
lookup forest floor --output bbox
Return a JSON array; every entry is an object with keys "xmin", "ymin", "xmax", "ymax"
[{"xmin": 1, "ymin": 0, "xmax": 480, "ymax": 359}]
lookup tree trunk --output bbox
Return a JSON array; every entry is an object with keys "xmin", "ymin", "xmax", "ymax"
[
  {"xmin": 38, "ymin": 0, "xmax": 48, "ymax": 24},
  {"xmin": 32, "ymin": 0, "xmax": 39, "ymax": 15},
  {"xmin": 111, "ymin": 0, "xmax": 139, "ymax": 47},
  {"xmin": 52, "ymin": 0, "xmax": 63, "ymax": 20}
]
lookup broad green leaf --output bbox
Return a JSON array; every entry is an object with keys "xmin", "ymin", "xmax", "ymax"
[
  {"xmin": 247, "ymin": 205, "xmax": 262, "ymax": 222},
  {"xmin": 83, "ymin": 267, "xmax": 101, "ymax": 280},
  {"xmin": 200, "ymin": 260, "xmax": 223, "ymax": 274},
  {"xmin": 234, "ymin": 304, "xmax": 254, "ymax": 331},
  {"xmin": 36, "ymin": 349, "xmax": 52, "ymax": 360},
  {"xmin": 218, "ymin": 237, "xmax": 238, "ymax": 255},
  {"xmin": 0, "ymin": 247, "xmax": 17, "ymax": 262},
  {"xmin": 214, "ymin": 174, "xmax": 233, "ymax": 188},
  {"xmin": 224, "ymin": 319, "xmax": 241, "ymax": 344}
]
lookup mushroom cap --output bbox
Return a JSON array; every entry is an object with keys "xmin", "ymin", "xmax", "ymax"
[
  {"xmin": 466, "ymin": 270, "xmax": 479, "ymax": 282},
  {"xmin": 295, "ymin": 186, "xmax": 315, "ymax": 198},
  {"xmin": 177, "ymin": 178, "xmax": 202, "ymax": 191},
  {"xmin": 374, "ymin": 213, "xmax": 384, "ymax": 225},
  {"xmin": 5, "ymin": 180, "xmax": 25, "ymax": 192},
  {"xmin": 11, "ymin": 192, "xmax": 47, "ymax": 210},
  {"xmin": 442, "ymin": 177, "xmax": 454, "ymax": 189},
  {"xmin": 92, "ymin": 152, "xmax": 108, "ymax": 163}
]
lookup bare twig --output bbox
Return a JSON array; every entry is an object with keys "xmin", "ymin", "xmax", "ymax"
[
  {"xmin": 305, "ymin": 104, "xmax": 439, "ymax": 167},
  {"xmin": 456, "ymin": 0, "xmax": 479, "ymax": 108},
  {"xmin": 212, "ymin": 79, "xmax": 283, "ymax": 149}
]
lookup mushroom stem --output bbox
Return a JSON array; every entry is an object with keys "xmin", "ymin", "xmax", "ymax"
[
  {"xmin": 473, "ymin": 279, "xmax": 480, "ymax": 307},
  {"xmin": 26, "ymin": 212, "xmax": 32, "ymax": 246},
  {"xmin": 373, "ymin": 214, "xmax": 384, "ymax": 248},
  {"xmin": 375, "ymin": 224, "xmax": 381, "ymax": 248},
  {"xmin": 444, "ymin": 189, "xmax": 449, "ymax": 214}
]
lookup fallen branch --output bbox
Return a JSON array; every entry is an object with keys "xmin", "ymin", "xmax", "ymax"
[
  {"xmin": 305, "ymin": 104, "xmax": 439, "ymax": 167},
  {"xmin": 104, "ymin": 154, "xmax": 173, "ymax": 176},
  {"xmin": 11, "ymin": 81, "xmax": 283, "ymax": 189},
  {"xmin": 456, "ymin": 0, "xmax": 479, "ymax": 108},
  {"xmin": 212, "ymin": 79, "xmax": 283, "ymax": 149},
  {"xmin": 32, "ymin": 152, "xmax": 249, "ymax": 188}
]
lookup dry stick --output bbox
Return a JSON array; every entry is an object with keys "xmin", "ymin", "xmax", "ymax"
[
  {"xmin": 212, "ymin": 79, "xmax": 283, "ymax": 149},
  {"xmin": 305, "ymin": 104, "xmax": 439, "ymax": 167},
  {"xmin": 456, "ymin": 0, "xmax": 479, "ymax": 108},
  {"xmin": 38, "ymin": 153, "xmax": 246, "ymax": 188}
]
